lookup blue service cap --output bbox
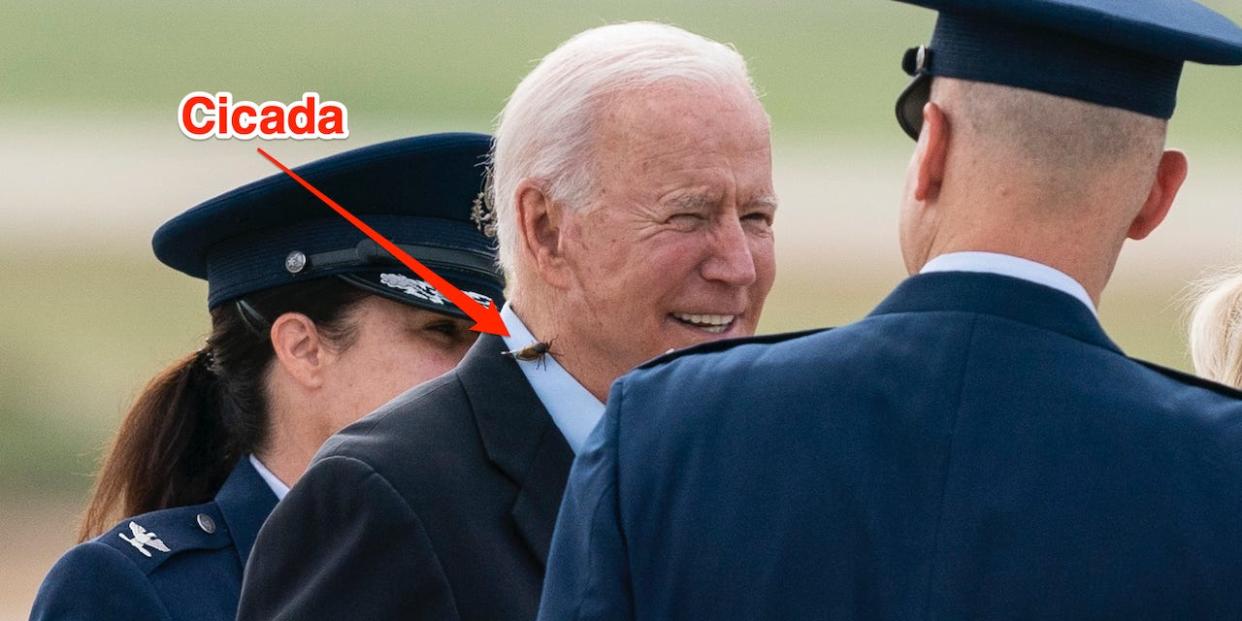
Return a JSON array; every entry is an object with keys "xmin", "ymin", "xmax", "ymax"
[
  {"xmin": 152, "ymin": 132, "xmax": 504, "ymax": 317},
  {"xmin": 894, "ymin": 0, "xmax": 1242, "ymax": 140}
]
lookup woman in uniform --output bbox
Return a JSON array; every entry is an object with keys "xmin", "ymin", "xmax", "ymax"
[{"xmin": 30, "ymin": 132, "xmax": 503, "ymax": 620}]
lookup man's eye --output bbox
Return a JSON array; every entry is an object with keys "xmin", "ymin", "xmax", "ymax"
[
  {"xmin": 743, "ymin": 212, "xmax": 774, "ymax": 226},
  {"xmin": 668, "ymin": 213, "xmax": 706, "ymax": 226}
]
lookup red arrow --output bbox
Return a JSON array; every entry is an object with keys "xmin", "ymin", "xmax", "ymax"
[{"xmin": 257, "ymin": 147, "xmax": 509, "ymax": 337}]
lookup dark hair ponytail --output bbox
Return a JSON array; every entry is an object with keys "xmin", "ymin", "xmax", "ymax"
[{"xmin": 78, "ymin": 278, "xmax": 369, "ymax": 541}]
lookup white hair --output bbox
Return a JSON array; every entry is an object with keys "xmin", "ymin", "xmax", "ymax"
[
  {"xmin": 1188, "ymin": 269, "xmax": 1242, "ymax": 388},
  {"xmin": 490, "ymin": 21, "xmax": 759, "ymax": 281}
]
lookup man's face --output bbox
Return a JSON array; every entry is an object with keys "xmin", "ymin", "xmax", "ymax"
[{"xmin": 555, "ymin": 80, "xmax": 776, "ymax": 382}]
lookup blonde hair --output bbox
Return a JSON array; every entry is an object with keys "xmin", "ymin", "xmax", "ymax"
[{"xmin": 1188, "ymin": 270, "xmax": 1242, "ymax": 388}]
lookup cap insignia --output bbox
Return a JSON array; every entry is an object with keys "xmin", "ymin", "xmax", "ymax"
[{"xmin": 470, "ymin": 190, "xmax": 497, "ymax": 238}]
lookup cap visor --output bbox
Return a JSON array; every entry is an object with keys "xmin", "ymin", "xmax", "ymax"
[{"xmin": 896, "ymin": 73, "xmax": 932, "ymax": 140}]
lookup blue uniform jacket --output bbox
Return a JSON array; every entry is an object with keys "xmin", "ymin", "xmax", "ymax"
[
  {"xmin": 30, "ymin": 458, "xmax": 277, "ymax": 621},
  {"xmin": 539, "ymin": 272, "xmax": 1242, "ymax": 620}
]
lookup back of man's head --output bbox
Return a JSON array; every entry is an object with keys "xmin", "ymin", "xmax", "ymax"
[
  {"xmin": 932, "ymin": 78, "xmax": 1167, "ymax": 216},
  {"xmin": 889, "ymin": 0, "xmax": 1242, "ymax": 296},
  {"xmin": 898, "ymin": 77, "xmax": 1188, "ymax": 298}
]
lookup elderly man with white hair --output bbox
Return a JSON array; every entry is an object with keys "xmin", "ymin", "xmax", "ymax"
[{"xmin": 237, "ymin": 22, "xmax": 777, "ymax": 621}]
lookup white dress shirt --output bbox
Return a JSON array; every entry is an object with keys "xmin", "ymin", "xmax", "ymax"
[
  {"xmin": 920, "ymin": 251, "xmax": 1097, "ymax": 316},
  {"xmin": 500, "ymin": 303, "xmax": 606, "ymax": 455},
  {"xmin": 249, "ymin": 454, "xmax": 290, "ymax": 501}
]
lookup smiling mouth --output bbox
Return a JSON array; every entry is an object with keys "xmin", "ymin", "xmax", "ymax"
[{"xmin": 671, "ymin": 313, "xmax": 737, "ymax": 334}]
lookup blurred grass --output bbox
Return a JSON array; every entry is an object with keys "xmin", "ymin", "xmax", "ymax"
[
  {"xmin": 0, "ymin": 248, "xmax": 209, "ymax": 495},
  {"xmin": 3, "ymin": 1, "xmax": 1239, "ymax": 142},
  {"xmin": 5, "ymin": 1, "xmax": 925, "ymax": 137}
]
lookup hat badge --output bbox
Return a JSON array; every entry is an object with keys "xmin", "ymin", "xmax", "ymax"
[
  {"xmin": 471, "ymin": 190, "xmax": 497, "ymax": 239},
  {"xmin": 285, "ymin": 250, "xmax": 308, "ymax": 274}
]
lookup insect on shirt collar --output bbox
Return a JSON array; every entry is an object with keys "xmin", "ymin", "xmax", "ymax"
[{"xmin": 497, "ymin": 303, "xmax": 604, "ymax": 455}]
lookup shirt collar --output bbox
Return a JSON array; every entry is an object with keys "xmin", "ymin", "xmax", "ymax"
[
  {"xmin": 500, "ymin": 303, "xmax": 605, "ymax": 455},
  {"xmin": 920, "ymin": 251, "xmax": 1097, "ymax": 316},
  {"xmin": 248, "ymin": 454, "xmax": 290, "ymax": 501}
]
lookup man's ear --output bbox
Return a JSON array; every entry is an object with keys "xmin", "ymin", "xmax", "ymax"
[
  {"xmin": 514, "ymin": 178, "xmax": 571, "ymax": 288},
  {"xmin": 269, "ymin": 312, "xmax": 328, "ymax": 390},
  {"xmin": 1128, "ymin": 149, "xmax": 1188, "ymax": 241},
  {"xmin": 914, "ymin": 102, "xmax": 950, "ymax": 203}
]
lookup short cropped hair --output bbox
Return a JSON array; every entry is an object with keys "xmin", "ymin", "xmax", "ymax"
[
  {"xmin": 490, "ymin": 21, "xmax": 758, "ymax": 279},
  {"xmin": 930, "ymin": 78, "xmax": 1167, "ymax": 207}
]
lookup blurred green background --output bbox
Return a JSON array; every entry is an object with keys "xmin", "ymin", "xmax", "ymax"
[{"xmin": 2, "ymin": 1, "xmax": 1240, "ymax": 617}]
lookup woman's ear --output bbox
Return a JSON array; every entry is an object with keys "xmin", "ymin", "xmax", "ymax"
[
  {"xmin": 514, "ymin": 179, "xmax": 571, "ymax": 289},
  {"xmin": 269, "ymin": 312, "xmax": 328, "ymax": 390}
]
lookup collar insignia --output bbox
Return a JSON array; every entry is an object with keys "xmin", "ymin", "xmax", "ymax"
[{"xmin": 119, "ymin": 521, "xmax": 171, "ymax": 558}]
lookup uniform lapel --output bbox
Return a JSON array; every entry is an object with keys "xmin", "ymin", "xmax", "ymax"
[
  {"xmin": 214, "ymin": 457, "xmax": 279, "ymax": 567},
  {"xmin": 455, "ymin": 334, "xmax": 575, "ymax": 567}
]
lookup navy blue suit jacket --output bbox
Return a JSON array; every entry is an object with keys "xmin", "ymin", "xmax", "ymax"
[
  {"xmin": 539, "ymin": 272, "xmax": 1242, "ymax": 620},
  {"xmin": 30, "ymin": 458, "xmax": 277, "ymax": 621},
  {"xmin": 238, "ymin": 334, "xmax": 573, "ymax": 621}
]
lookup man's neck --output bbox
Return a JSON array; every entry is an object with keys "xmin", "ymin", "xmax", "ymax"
[
  {"xmin": 920, "ymin": 229, "xmax": 1117, "ymax": 307},
  {"xmin": 921, "ymin": 251, "xmax": 1099, "ymax": 314},
  {"xmin": 508, "ymin": 297, "xmax": 616, "ymax": 402}
]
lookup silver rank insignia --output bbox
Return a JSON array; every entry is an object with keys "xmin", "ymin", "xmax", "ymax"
[
  {"xmin": 464, "ymin": 290, "xmax": 494, "ymax": 308},
  {"xmin": 119, "ymin": 521, "xmax": 171, "ymax": 558},
  {"xmin": 380, "ymin": 273, "xmax": 449, "ymax": 305},
  {"xmin": 379, "ymin": 273, "xmax": 492, "ymax": 309}
]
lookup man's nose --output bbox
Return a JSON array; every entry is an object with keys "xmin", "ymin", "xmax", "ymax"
[{"xmin": 700, "ymin": 216, "xmax": 758, "ymax": 287}]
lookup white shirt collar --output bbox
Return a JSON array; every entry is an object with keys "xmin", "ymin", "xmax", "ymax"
[
  {"xmin": 920, "ymin": 251, "xmax": 1097, "ymax": 316},
  {"xmin": 500, "ymin": 303, "xmax": 605, "ymax": 455},
  {"xmin": 248, "ymin": 454, "xmax": 290, "ymax": 501}
]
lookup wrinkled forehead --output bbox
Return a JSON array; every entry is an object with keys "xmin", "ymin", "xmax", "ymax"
[
  {"xmin": 589, "ymin": 80, "xmax": 772, "ymax": 173},
  {"xmin": 593, "ymin": 79, "xmax": 765, "ymax": 148}
]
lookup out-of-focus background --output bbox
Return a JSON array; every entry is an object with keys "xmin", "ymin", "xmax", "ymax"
[{"xmin": 2, "ymin": 1, "xmax": 1240, "ymax": 617}]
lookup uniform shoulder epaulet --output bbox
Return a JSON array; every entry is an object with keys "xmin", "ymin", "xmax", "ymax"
[
  {"xmin": 637, "ymin": 327, "xmax": 830, "ymax": 371},
  {"xmin": 1131, "ymin": 357, "xmax": 1242, "ymax": 400},
  {"xmin": 94, "ymin": 502, "xmax": 229, "ymax": 575}
]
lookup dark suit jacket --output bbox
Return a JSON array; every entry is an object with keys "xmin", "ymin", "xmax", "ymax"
[
  {"xmin": 540, "ymin": 272, "xmax": 1242, "ymax": 620},
  {"xmin": 238, "ymin": 334, "xmax": 573, "ymax": 621},
  {"xmin": 31, "ymin": 459, "xmax": 276, "ymax": 621}
]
